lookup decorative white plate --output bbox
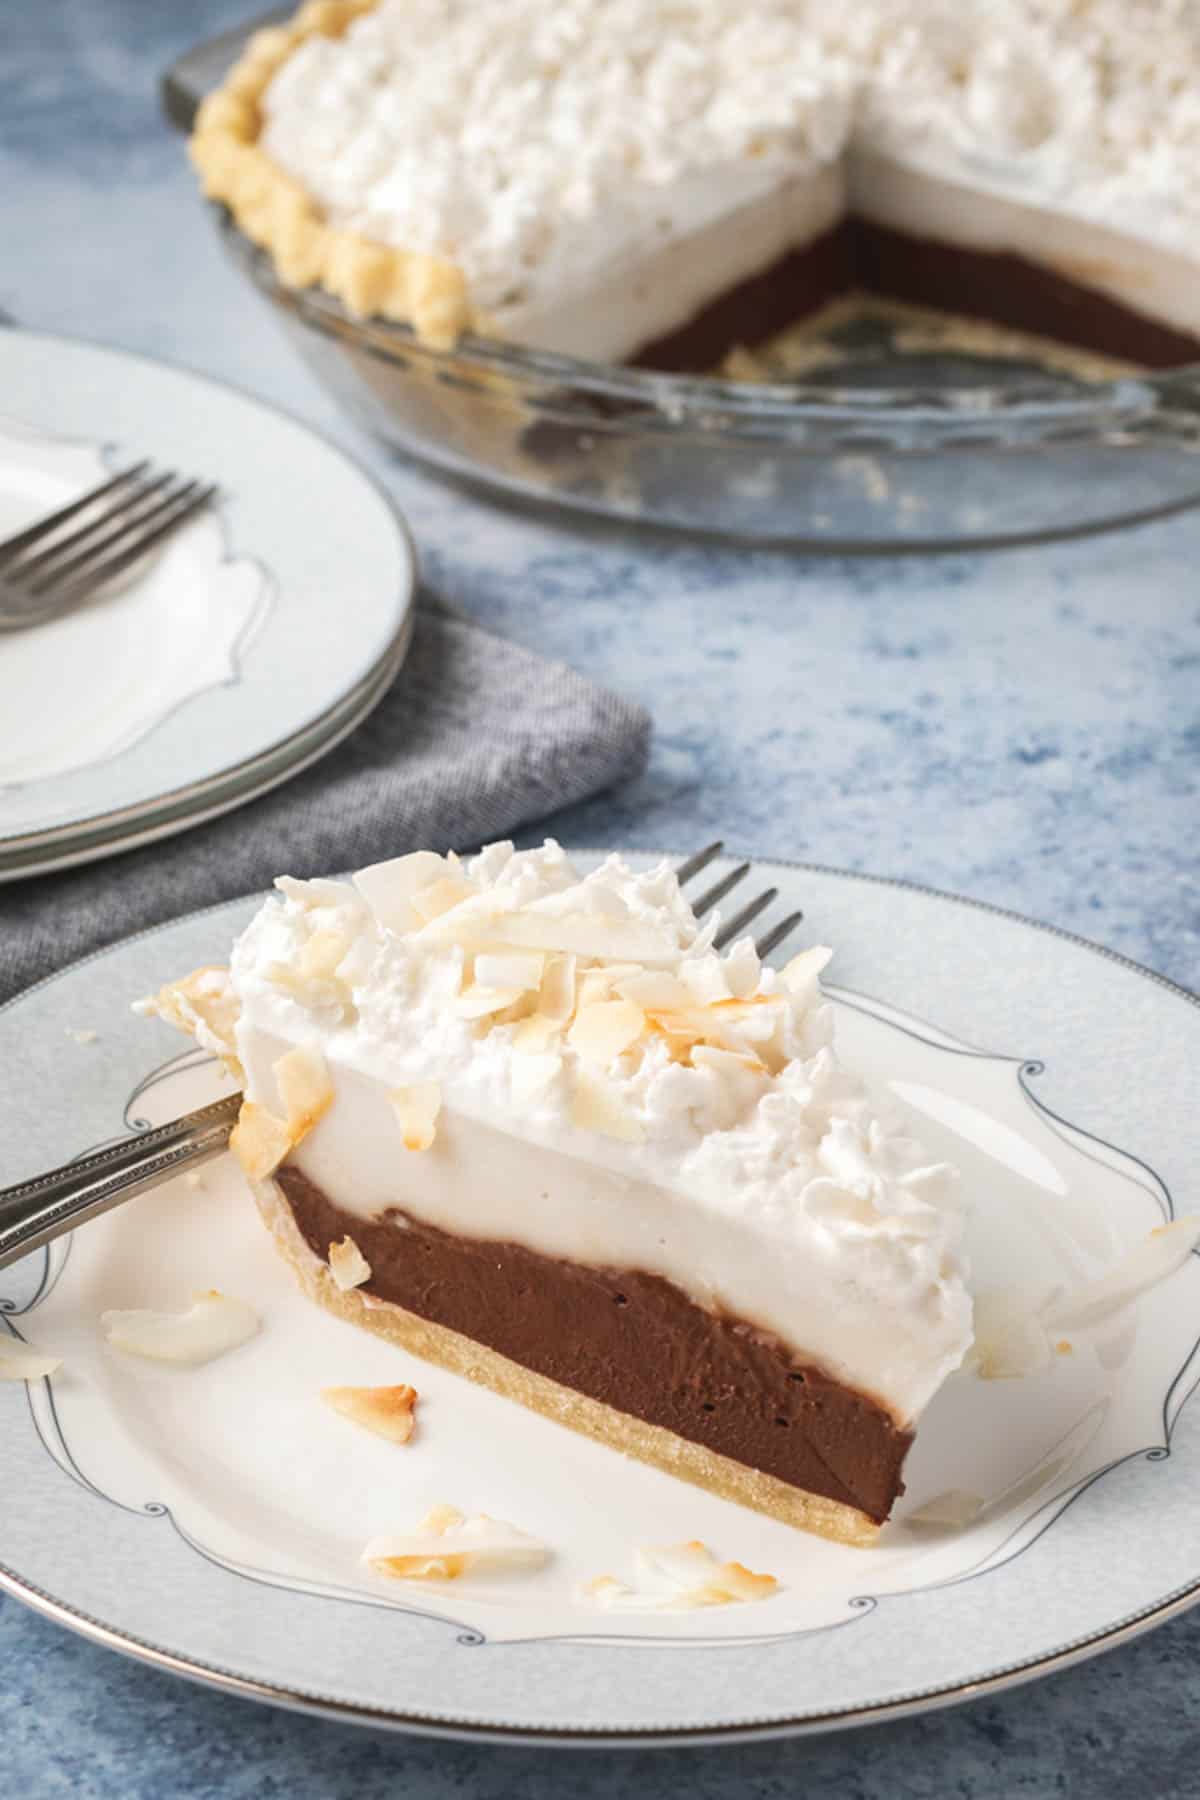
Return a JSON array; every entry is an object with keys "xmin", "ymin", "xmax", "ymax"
[
  {"xmin": 0, "ymin": 332, "xmax": 415, "ymax": 880},
  {"xmin": 3, "ymin": 854, "xmax": 1200, "ymax": 1745}
]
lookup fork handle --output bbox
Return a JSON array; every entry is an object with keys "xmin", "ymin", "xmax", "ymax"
[{"xmin": 0, "ymin": 1094, "xmax": 242, "ymax": 1274}]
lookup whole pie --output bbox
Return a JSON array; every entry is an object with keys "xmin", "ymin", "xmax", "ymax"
[{"xmin": 192, "ymin": 0, "xmax": 1200, "ymax": 372}]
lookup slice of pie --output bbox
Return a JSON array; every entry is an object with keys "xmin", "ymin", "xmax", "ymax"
[
  {"xmin": 190, "ymin": 0, "xmax": 1200, "ymax": 372},
  {"xmin": 144, "ymin": 841, "xmax": 972, "ymax": 1546}
]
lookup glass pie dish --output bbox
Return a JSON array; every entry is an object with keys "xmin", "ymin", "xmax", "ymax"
[{"xmin": 220, "ymin": 213, "xmax": 1200, "ymax": 548}]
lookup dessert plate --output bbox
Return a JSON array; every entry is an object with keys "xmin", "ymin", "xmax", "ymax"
[
  {"xmin": 3, "ymin": 854, "xmax": 1200, "ymax": 1744},
  {"xmin": 0, "ymin": 332, "xmax": 415, "ymax": 880}
]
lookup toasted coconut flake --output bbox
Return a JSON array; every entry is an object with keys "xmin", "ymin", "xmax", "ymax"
[
  {"xmin": 723, "ymin": 938, "xmax": 762, "ymax": 999},
  {"xmin": 322, "ymin": 1382, "xmax": 417, "ymax": 1443},
  {"xmin": 137, "ymin": 965, "xmax": 242, "ymax": 1076},
  {"xmin": 493, "ymin": 912, "xmax": 679, "ymax": 966},
  {"xmin": 66, "ymin": 1027, "xmax": 99, "ymax": 1045},
  {"xmin": 576, "ymin": 970, "xmax": 616, "ymax": 1008},
  {"xmin": 297, "ymin": 929, "xmax": 351, "ymax": 983},
  {"xmin": 567, "ymin": 998, "xmax": 646, "ymax": 1066},
  {"xmin": 101, "ymin": 1291, "xmax": 259, "ymax": 1365},
  {"xmin": 409, "ymin": 876, "xmax": 475, "ymax": 924},
  {"xmin": 781, "ymin": 946, "xmax": 834, "ymax": 993},
  {"xmin": 571, "ymin": 1070, "xmax": 645, "ymax": 1143},
  {"xmin": 389, "ymin": 1082, "xmax": 442, "ymax": 1151},
  {"xmin": 906, "ymin": 1489, "xmax": 986, "ymax": 1529},
  {"xmin": 475, "ymin": 950, "xmax": 544, "ymax": 991},
  {"xmin": 971, "ymin": 1218, "xmax": 1200, "ymax": 1381},
  {"xmin": 538, "ymin": 953, "xmax": 577, "ymax": 1023},
  {"xmin": 512, "ymin": 1012, "xmax": 563, "ymax": 1054},
  {"xmin": 691, "ymin": 1044, "xmax": 766, "ymax": 1077},
  {"xmin": 637, "ymin": 1542, "xmax": 778, "ymax": 1606},
  {"xmin": 275, "ymin": 874, "xmax": 353, "ymax": 910},
  {"xmin": 511, "ymin": 1051, "xmax": 562, "ymax": 1104},
  {"xmin": 229, "ymin": 1100, "xmax": 293, "ymax": 1181},
  {"xmin": 0, "ymin": 1334, "xmax": 61, "ymax": 1381},
  {"xmin": 582, "ymin": 1541, "xmax": 778, "ymax": 1612},
  {"xmin": 582, "ymin": 1574, "xmax": 634, "ymax": 1606},
  {"xmin": 328, "ymin": 1235, "xmax": 372, "ymax": 1290},
  {"xmin": 273, "ymin": 1043, "xmax": 334, "ymax": 1137},
  {"xmin": 679, "ymin": 954, "xmax": 731, "ymax": 1007},
  {"xmin": 455, "ymin": 983, "xmax": 523, "ymax": 1019},
  {"xmin": 362, "ymin": 1505, "xmax": 548, "ymax": 1581},
  {"xmin": 1044, "ymin": 1216, "xmax": 1200, "ymax": 1333},
  {"xmin": 353, "ymin": 852, "xmax": 447, "ymax": 933},
  {"xmin": 615, "ymin": 969, "xmax": 692, "ymax": 1011}
]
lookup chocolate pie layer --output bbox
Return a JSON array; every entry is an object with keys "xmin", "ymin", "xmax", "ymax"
[
  {"xmin": 632, "ymin": 219, "xmax": 1200, "ymax": 374},
  {"xmin": 277, "ymin": 1163, "xmax": 912, "ymax": 1525}
]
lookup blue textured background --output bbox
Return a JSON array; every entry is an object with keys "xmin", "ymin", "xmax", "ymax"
[{"xmin": 4, "ymin": 2, "xmax": 1200, "ymax": 1791}]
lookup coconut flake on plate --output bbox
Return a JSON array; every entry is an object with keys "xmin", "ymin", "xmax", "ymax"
[
  {"xmin": 100, "ymin": 1291, "xmax": 259, "ymax": 1365},
  {"xmin": 362, "ymin": 1504, "xmax": 549, "ymax": 1581},
  {"xmin": 970, "ymin": 1216, "xmax": 1200, "ymax": 1379},
  {"xmin": 0, "ymin": 1333, "xmax": 62, "ymax": 1381},
  {"xmin": 322, "ymin": 1382, "xmax": 417, "ymax": 1443},
  {"xmin": 1044, "ymin": 1216, "xmax": 1200, "ymax": 1332},
  {"xmin": 581, "ymin": 1540, "xmax": 778, "ymax": 1611}
]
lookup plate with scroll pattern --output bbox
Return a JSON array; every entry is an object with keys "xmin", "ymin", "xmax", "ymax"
[
  {"xmin": 2, "ymin": 854, "xmax": 1199, "ymax": 1742},
  {"xmin": 0, "ymin": 331, "xmax": 414, "ymax": 880}
]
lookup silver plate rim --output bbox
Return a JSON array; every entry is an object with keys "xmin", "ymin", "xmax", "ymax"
[
  {"xmin": 0, "ymin": 328, "xmax": 419, "ymax": 875},
  {"xmin": 3, "ymin": 850, "xmax": 1199, "ymax": 1746}
]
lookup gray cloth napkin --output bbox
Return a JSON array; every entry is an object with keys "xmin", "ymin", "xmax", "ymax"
[{"xmin": 0, "ymin": 600, "xmax": 650, "ymax": 1004}]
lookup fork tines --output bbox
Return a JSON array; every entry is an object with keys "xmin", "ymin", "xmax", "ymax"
[
  {"xmin": 676, "ymin": 842, "xmax": 803, "ymax": 961},
  {"xmin": 0, "ymin": 461, "xmax": 217, "ymax": 631}
]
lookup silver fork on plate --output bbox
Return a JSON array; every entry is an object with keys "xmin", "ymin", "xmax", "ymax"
[
  {"xmin": 0, "ymin": 461, "xmax": 218, "ymax": 631},
  {"xmin": 0, "ymin": 845, "xmax": 802, "ymax": 1271}
]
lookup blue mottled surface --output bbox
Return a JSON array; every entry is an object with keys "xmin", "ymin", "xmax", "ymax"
[{"xmin": 4, "ymin": 3, "xmax": 1200, "ymax": 1793}]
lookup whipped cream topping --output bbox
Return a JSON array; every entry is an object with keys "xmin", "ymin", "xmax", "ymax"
[
  {"xmin": 861, "ymin": 0, "xmax": 1200, "ymax": 254},
  {"xmin": 258, "ymin": 0, "xmax": 1200, "ymax": 340},
  {"xmin": 259, "ymin": 0, "xmax": 859, "ymax": 317},
  {"xmin": 229, "ymin": 840, "xmax": 972, "ymax": 1422}
]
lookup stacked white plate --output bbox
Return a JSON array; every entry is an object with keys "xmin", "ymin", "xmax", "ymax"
[{"xmin": 0, "ymin": 331, "xmax": 416, "ymax": 881}]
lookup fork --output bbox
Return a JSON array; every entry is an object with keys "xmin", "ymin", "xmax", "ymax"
[
  {"xmin": 0, "ymin": 461, "xmax": 218, "ymax": 631},
  {"xmin": 0, "ymin": 845, "xmax": 802, "ymax": 1272}
]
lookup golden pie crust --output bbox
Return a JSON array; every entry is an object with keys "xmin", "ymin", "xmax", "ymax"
[
  {"xmin": 253, "ymin": 1171, "xmax": 881, "ymax": 1549},
  {"xmin": 189, "ymin": 0, "xmax": 475, "ymax": 348}
]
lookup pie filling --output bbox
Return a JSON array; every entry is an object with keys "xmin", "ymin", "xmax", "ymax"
[
  {"xmin": 631, "ymin": 218, "xmax": 1200, "ymax": 375},
  {"xmin": 277, "ymin": 1162, "xmax": 913, "ymax": 1525}
]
